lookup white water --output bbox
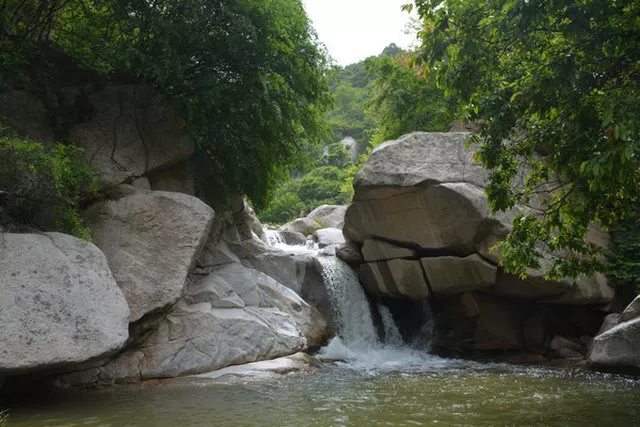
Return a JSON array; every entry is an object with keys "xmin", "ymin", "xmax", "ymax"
[
  {"xmin": 315, "ymin": 256, "xmax": 455, "ymax": 372},
  {"xmin": 261, "ymin": 225, "xmax": 452, "ymax": 371}
]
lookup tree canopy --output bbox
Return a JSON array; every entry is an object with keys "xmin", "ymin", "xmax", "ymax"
[
  {"xmin": 411, "ymin": 0, "xmax": 640, "ymax": 278},
  {"xmin": 1, "ymin": 0, "xmax": 331, "ymax": 209}
]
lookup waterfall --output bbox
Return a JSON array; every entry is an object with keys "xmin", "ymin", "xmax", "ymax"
[
  {"xmin": 378, "ymin": 304, "xmax": 404, "ymax": 347},
  {"xmin": 316, "ymin": 256, "xmax": 378, "ymax": 348},
  {"xmin": 316, "ymin": 255, "xmax": 444, "ymax": 370},
  {"xmin": 263, "ymin": 229, "xmax": 286, "ymax": 246}
]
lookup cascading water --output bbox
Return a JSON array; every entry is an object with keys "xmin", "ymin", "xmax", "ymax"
[
  {"xmin": 259, "ymin": 224, "xmax": 446, "ymax": 370},
  {"xmin": 263, "ymin": 229, "xmax": 286, "ymax": 246},
  {"xmin": 315, "ymin": 256, "xmax": 449, "ymax": 371},
  {"xmin": 316, "ymin": 256, "xmax": 379, "ymax": 348}
]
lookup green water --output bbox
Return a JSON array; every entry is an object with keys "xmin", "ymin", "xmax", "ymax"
[{"xmin": 4, "ymin": 361, "xmax": 640, "ymax": 426}]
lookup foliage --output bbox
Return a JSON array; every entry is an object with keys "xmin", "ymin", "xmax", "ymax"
[
  {"xmin": 1, "ymin": 0, "xmax": 331, "ymax": 209},
  {"xmin": 412, "ymin": 0, "xmax": 640, "ymax": 278},
  {"xmin": 325, "ymin": 61, "xmax": 376, "ymax": 148},
  {"xmin": 365, "ymin": 51, "xmax": 452, "ymax": 144},
  {"xmin": 605, "ymin": 217, "xmax": 640, "ymax": 292},
  {"xmin": 0, "ymin": 133, "xmax": 96, "ymax": 238},
  {"xmin": 0, "ymin": 409, "xmax": 7, "ymax": 427},
  {"xmin": 259, "ymin": 166, "xmax": 349, "ymax": 224},
  {"xmin": 322, "ymin": 142, "xmax": 354, "ymax": 169}
]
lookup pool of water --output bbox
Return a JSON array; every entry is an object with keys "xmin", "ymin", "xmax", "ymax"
[{"xmin": 4, "ymin": 352, "xmax": 640, "ymax": 427}]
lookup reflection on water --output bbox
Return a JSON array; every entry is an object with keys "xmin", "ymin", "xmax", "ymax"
[{"xmin": 4, "ymin": 360, "xmax": 640, "ymax": 427}]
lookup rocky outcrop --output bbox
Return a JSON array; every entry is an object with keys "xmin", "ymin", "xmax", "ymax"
[
  {"xmin": 69, "ymin": 85, "xmax": 194, "ymax": 188},
  {"xmin": 55, "ymin": 261, "xmax": 329, "ymax": 386},
  {"xmin": 281, "ymin": 204, "xmax": 347, "ymax": 236},
  {"xmin": 84, "ymin": 187, "xmax": 215, "ymax": 322},
  {"xmin": 306, "ymin": 205, "xmax": 348, "ymax": 229},
  {"xmin": 0, "ymin": 233, "xmax": 129, "ymax": 374},
  {"xmin": 589, "ymin": 318, "xmax": 640, "ymax": 372},
  {"xmin": 588, "ymin": 296, "xmax": 640, "ymax": 372},
  {"xmin": 342, "ymin": 132, "xmax": 613, "ymax": 356}
]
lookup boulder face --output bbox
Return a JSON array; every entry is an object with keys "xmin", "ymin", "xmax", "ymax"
[
  {"xmin": 0, "ymin": 233, "xmax": 129, "ymax": 374},
  {"xmin": 69, "ymin": 85, "xmax": 195, "ymax": 188},
  {"xmin": 55, "ymin": 261, "xmax": 331, "ymax": 387},
  {"xmin": 589, "ymin": 318, "xmax": 640, "ymax": 372},
  {"xmin": 344, "ymin": 132, "xmax": 613, "ymax": 306},
  {"xmin": 343, "ymin": 131, "xmax": 614, "ymax": 357},
  {"xmin": 84, "ymin": 187, "xmax": 215, "ymax": 322},
  {"xmin": 281, "ymin": 205, "xmax": 347, "ymax": 236}
]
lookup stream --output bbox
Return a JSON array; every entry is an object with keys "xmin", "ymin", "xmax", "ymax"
[{"xmin": 4, "ymin": 235, "xmax": 640, "ymax": 426}]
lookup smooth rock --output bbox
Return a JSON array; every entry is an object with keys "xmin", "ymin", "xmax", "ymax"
[
  {"xmin": 148, "ymin": 160, "xmax": 195, "ymax": 195},
  {"xmin": 359, "ymin": 259, "xmax": 430, "ymax": 298},
  {"xmin": 281, "ymin": 231, "xmax": 307, "ymax": 246},
  {"xmin": 589, "ymin": 318, "xmax": 640, "ymax": 372},
  {"xmin": 55, "ymin": 263, "xmax": 330, "ymax": 385},
  {"xmin": 306, "ymin": 205, "xmax": 348, "ymax": 229},
  {"xmin": 85, "ymin": 188, "xmax": 214, "ymax": 322},
  {"xmin": 421, "ymin": 254, "xmax": 497, "ymax": 295},
  {"xmin": 361, "ymin": 239, "xmax": 416, "ymax": 262},
  {"xmin": 281, "ymin": 217, "xmax": 324, "ymax": 236},
  {"xmin": 596, "ymin": 313, "xmax": 621, "ymax": 336},
  {"xmin": 619, "ymin": 295, "xmax": 640, "ymax": 323},
  {"xmin": 335, "ymin": 241, "xmax": 364, "ymax": 264},
  {"xmin": 69, "ymin": 85, "xmax": 194, "ymax": 188},
  {"xmin": 0, "ymin": 233, "xmax": 129, "ymax": 374}
]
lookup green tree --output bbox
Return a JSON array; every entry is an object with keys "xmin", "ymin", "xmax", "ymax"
[
  {"xmin": 412, "ymin": 0, "xmax": 640, "ymax": 278},
  {"xmin": 365, "ymin": 51, "xmax": 452, "ymax": 144},
  {"xmin": 1, "ymin": 0, "xmax": 331, "ymax": 209}
]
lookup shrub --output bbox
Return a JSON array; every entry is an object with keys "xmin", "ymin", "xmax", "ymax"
[{"xmin": 0, "ymin": 135, "xmax": 96, "ymax": 238}]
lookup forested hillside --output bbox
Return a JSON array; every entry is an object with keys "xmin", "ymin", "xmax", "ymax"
[
  {"xmin": 1, "ymin": 0, "xmax": 331, "ymax": 232},
  {"xmin": 258, "ymin": 43, "xmax": 453, "ymax": 223}
]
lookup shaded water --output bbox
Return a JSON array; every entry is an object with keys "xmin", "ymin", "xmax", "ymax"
[{"xmin": 5, "ymin": 363, "xmax": 640, "ymax": 426}]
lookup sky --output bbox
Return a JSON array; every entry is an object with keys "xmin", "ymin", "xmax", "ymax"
[{"xmin": 302, "ymin": 0, "xmax": 419, "ymax": 66}]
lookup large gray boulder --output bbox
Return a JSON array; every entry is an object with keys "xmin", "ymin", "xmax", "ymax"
[
  {"xmin": 343, "ymin": 132, "xmax": 613, "ymax": 306},
  {"xmin": 306, "ymin": 205, "xmax": 348, "ymax": 229},
  {"xmin": 619, "ymin": 295, "xmax": 640, "ymax": 323},
  {"xmin": 0, "ymin": 233, "xmax": 129, "ymax": 374},
  {"xmin": 55, "ymin": 263, "xmax": 330, "ymax": 386},
  {"xmin": 85, "ymin": 187, "xmax": 215, "ymax": 322},
  {"xmin": 589, "ymin": 318, "xmax": 640, "ymax": 372},
  {"xmin": 69, "ymin": 85, "xmax": 195, "ymax": 188}
]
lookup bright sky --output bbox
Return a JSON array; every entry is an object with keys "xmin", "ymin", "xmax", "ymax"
[{"xmin": 302, "ymin": 0, "xmax": 419, "ymax": 66}]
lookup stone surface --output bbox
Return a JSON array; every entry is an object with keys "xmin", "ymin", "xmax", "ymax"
[
  {"xmin": 0, "ymin": 233, "xmax": 129, "ymax": 374},
  {"xmin": 345, "ymin": 181, "xmax": 507, "ymax": 253},
  {"xmin": 335, "ymin": 241, "xmax": 364, "ymax": 264},
  {"xmin": 314, "ymin": 227, "xmax": 345, "ymax": 248},
  {"xmin": 361, "ymin": 239, "xmax": 416, "ymax": 262},
  {"xmin": 186, "ymin": 352, "xmax": 321, "ymax": 383},
  {"xmin": 148, "ymin": 160, "xmax": 195, "ymax": 195},
  {"xmin": 360, "ymin": 259, "xmax": 430, "ymax": 298},
  {"xmin": 69, "ymin": 85, "xmax": 194, "ymax": 188},
  {"xmin": 281, "ymin": 217, "xmax": 324, "ymax": 236},
  {"xmin": 354, "ymin": 132, "xmax": 485, "ymax": 189},
  {"xmin": 85, "ymin": 188, "xmax": 214, "ymax": 322},
  {"xmin": 495, "ymin": 271, "xmax": 614, "ymax": 305},
  {"xmin": 343, "ymin": 131, "xmax": 611, "ymax": 306},
  {"xmin": 280, "ymin": 231, "xmax": 307, "ymax": 246},
  {"xmin": 431, "ymin": 292, "xmax": 525, "ymax": 352},
  {"xmin": 596, "ymin": 313, "xmax": 621, "ymax": 336},
  {"xmin": 421, "ymin": 254, "xmax": 497, "ymax": 295},
  {"xmin": 589, "ymin": 318, "xmax": 640, "ymax": 372},
  {"xmin": 55, "ymin": 263, "xmax": 330, "ymax": 386},
  {"xmin": 306, "ymin": 205, "xmax": 348, "ymax": 229},
  {"xmin": 619, "ymin": 295, "xmax": 640, "ymax": 323}
]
